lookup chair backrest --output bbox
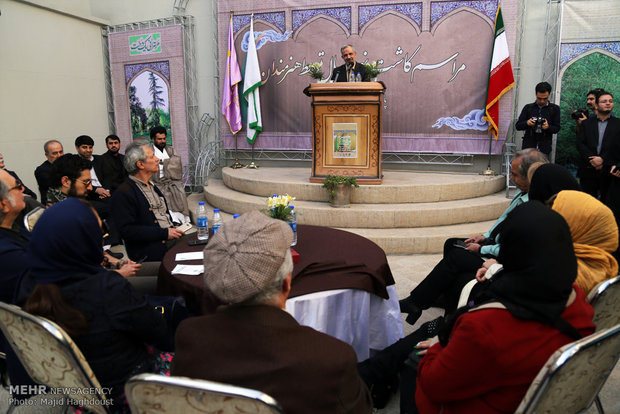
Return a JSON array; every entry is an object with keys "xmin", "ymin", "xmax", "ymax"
[
  {"xmin": 0, "ymin": 302, "xmax": 110, "ymax": 414},
  {"xmin": 515, "ymin": 323, "xmax": 620, "ymax": 414},
  {"xmin": 587, "ymin": 275, "xmax": 620, "ymax": 331},
  {"xmin": 125, "ymin": 373, "xmax": 284, "ymax": 414}
]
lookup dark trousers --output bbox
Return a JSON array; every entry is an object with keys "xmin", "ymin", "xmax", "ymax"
[
  {"xmin": 357, "ymin": 318, "xmax": 443, "ymax": 413},
  {"xmin": 408, "ymin": 238, "xmax": 484, "ymax": 313},
  {"xmin": 522, "ymin": 135, "xmax": 552, "ymax": 157}
]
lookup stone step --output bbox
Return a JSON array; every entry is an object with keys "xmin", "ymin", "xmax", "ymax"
[
  {"xmin": 222, "ymin": 167, "xmax": 505, "ymax": 203},
  {"xmin": 333, "ymin": 222, "xmax": 496, "ymax": 254},
  {"xmin": 204, "ymin": 179, "xmax": 510, "ymax": 229},
  {"xmin": 191, "ymin": 190, "xmax": 498, "ymax": 254}
]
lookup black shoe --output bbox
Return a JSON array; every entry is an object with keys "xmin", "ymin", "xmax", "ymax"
[
  {"xmin": 357, "ymin": 360, "xmax": 399, "ymax": 409},
  {"xmin": 105, "ymin": 249, "xmax": 124, "ymax": 260},
  {"xmin": 419, "ymin": 316, "xmax": 445, "ymax": 337},
  {"xmin": 399, "ymin": 297, "xmax": 422, "ymax": 325}
]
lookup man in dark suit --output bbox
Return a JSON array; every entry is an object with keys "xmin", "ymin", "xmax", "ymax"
[
  {"xmin": 576, "ymin": 91, "xmax": 619, "ymax": 200},
  {"xmin": 172, "ymin": 211, "xmax": 372, "ymax": 414},
  {"xmin": 98, "ymin": 134, "xmax": 127, "ymax": 193},
  {"xmin": 34, "ymin": 140, "xmax": 64, "ymax": 204},
  {"xmin": 331, "ymin": 44, "xmax": 370, "ymax": 82}
]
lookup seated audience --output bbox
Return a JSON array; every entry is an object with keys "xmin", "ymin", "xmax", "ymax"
[
  {"xmin": 111, "ymin": 139, "xmax": 185, "ymax": 262},
  {"xmin": 98, "ymin": 134, "xmax": 128, "ymax": 193},
  {"xmin": 0, "ymin": 153, "xmax": 37, "ymax": 199},
  {"xmin": 551, "ymin": 190, "xmax": 618, "ymax": 293},
  {"xmin": 150, "ymin": 126, "xmax": 190, "ymax": 223},
  {"xmin": 414, "ymin": 202, "xmax": 595, "ymax": 414},
  {"xmin": 75, "ymin": 135, "xmax": 109, "ymax": 200},
  {"xmin": 47, "ymin": 154, "xmax": 93, "ymax": 204},
  {"xmin": 0, "ymin": 169, "xmax": 40, "ymax": 405},
  {"xmin": 0, "ymin": 169, "xmax": 28, "ymax": 303},
  {"xmin": 528, "ymin": 163, "xmax": 582, "ymax": 203},
  {"xmin": 34, "ymin": 140, "xmax": 64, "ymax": 205},
  {"xmin": 172, "ymin": 211, "xmax": 373, "ymax": 414},
  {"xmin": 399, "ymin": 149, "xmax": 548, "ymax": 323},
  {"xmin": 47, "ymin": 154, "xmax": 138, "ymax": 275},
  {"xmin": 17, "ymin": 198, "xmax": 171, "ymax": 410}
]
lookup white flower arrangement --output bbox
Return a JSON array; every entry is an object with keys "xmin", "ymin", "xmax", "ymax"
[
  {"xmin": 265, "ymin": 194, "xmax": 296, "ymax": 221},
  {"xmin": 364, "ymin": 61, "xmax": 381, "ymax": 78},
  {"xmin": 307, "ymin": 62, "xmax": 324, "ymax": 80}
]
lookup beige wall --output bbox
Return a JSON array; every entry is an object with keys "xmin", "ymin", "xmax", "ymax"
[{"xmin": 0, "ymin": 0, "xmax": 109, "ymax": 196}]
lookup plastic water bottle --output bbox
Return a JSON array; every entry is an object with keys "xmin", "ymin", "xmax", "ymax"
[
  {"xmin": 233, "ymin": 214, "xmax": 240, "ymax": 219},
  {"xmin": 289, "ymin": 206, "xmax": 297, "ymax": 246},
  {"xmin": 355, "ymin": 72, "xmax": 361, "ymax": 82},
  {"xmin": 212, "ymin": 209, "xmax": 223, "ymax": 235},
  {"xmin": 196, "ymin": 202, "xmax": 208, "ymax": 240}
]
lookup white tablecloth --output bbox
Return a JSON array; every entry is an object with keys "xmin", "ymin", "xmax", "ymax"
[{"xmin": 285, "ymin": 285, "xmax": 405, "ymax": 361}]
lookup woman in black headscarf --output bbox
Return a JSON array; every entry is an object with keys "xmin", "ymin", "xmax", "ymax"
[
  {"xmin": 528, "ymin": 163, "xmax": 582, "ymax": 203},
  {"xmin": 414, "ymin": 202, "xmax": 596, "ymax": 414},
  {"xmin": 17, "ymin": 198, "xmax": 171, "ymax": 411}
]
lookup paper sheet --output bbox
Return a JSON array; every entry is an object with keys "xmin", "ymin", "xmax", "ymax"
[
  {"xmin": 175, "ymin": 251, "xmax": 204, "ymax": 261},
  {"xmin": 171, "ymin": 264, "xmax": 204, "ymax": 275}
]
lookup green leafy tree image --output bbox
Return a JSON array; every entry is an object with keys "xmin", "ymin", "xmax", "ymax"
[
  {"xmin": 129, "ymin": 86, "xmax": 148, "ymax": 138},
  {"xmin": 557, "ymin": 53, "xmax": 620, "ymax": 171},
  {"xmin": 147, "ymin": 71, "xmax": 165, "ymax": 129}
]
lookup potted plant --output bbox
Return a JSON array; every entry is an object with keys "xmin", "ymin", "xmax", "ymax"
[
  {"xmin": 307, "ymin": 62, "xmax": 324, "ymax": 82},
  {"xmin": 322, "ymin": 175, "xmax": 359, "ymax": 207},
  {"xmin": 364, "ymin": 61, "xmax": 381, "ymax": 81}
]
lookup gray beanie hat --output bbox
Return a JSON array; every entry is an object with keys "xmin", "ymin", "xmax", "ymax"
[{"xmin": 203, "ymin": 210, "xmax": 293, "ymax": 303}]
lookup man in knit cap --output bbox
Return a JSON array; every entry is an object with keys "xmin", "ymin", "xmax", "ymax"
[{"xmin": 172, "ymin": 210, "xmax": 371, "ymax": 414}]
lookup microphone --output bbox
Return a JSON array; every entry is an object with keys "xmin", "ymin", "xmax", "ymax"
[{"xmin": 334, "ymin": 72, "xmax": 339, "ymax": 82}]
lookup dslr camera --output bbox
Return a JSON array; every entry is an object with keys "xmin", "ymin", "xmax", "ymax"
[
  {"xmin": 532, "ymin": 117, "xmax": 545, "ymax": 134},
  {"xmin": 571, "ymin": 109, "xmax": 589, "ymax": 120}
]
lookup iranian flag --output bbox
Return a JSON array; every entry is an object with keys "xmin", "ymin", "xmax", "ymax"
[{"xmin": 484, "ymin": 6, "xmax": 514, "ymax": 139}]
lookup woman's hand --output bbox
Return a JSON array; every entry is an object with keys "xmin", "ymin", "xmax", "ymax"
[
  {"xmin": 117, "ymin": 260, "xmax": 142, "ymax": 278},
  {"xmin": 475, "ymin": 258, "xmax": 498, "ymax": 282},
  {"xmin": 415, "ymin": 336, "xmax": 439, "ymax": 356}
]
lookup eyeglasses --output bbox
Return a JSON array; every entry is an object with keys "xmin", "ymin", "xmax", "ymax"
[
  {"xmin": 74, "ymin": 178, "xmax": 92, "ymax": 186},
  {"xmin": 9, "ymin": 179, "xmax": 24, "ymax": 192}
]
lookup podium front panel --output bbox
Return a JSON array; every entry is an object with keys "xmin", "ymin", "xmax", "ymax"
[{"xmin": 308, "ymin": 83, "xmax": 384, "ymax": 184}]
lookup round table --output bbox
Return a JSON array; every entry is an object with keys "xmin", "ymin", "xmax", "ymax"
[{"xmin": 157, "ymin": 224, "xmax": 404, "ymax": 359}]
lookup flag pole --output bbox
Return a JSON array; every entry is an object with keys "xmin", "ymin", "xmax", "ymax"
[
  {"xmin": 243, "ymin": 13, "xmax": 262, "ymax": 169},
  {"xmin": 481, "ymin": 134, "xmax": 495, "ymax": 175},
  {"xmin": 246, "ymin": 144, "xmax": 259, "ymax": 169},
  {"xmin": 225, "ymin": 10, "xmax": 244, "ymax": 169},
  {"xmin": 231, "ymin": 136, "xmax": 244, "ymax": 168},
  {"xmin": 480, "ymin": 5, "xmax": 514, "ymax": 176}
]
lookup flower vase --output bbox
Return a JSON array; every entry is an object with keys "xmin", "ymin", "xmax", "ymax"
[{"xmin": 370, "ymin": 77, "xmax": 378, "ymax": 82}]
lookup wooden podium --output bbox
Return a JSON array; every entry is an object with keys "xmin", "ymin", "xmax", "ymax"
[{"xmin": 307, "ymin": 82, "xmax": 385, "ymax": 184}]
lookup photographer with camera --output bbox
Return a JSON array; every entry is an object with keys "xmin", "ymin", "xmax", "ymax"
[
  {"xmin": 572, "ymin": 88, "xmax": 603, "ymax": 133},
  {"xmin": 516, "ymin": 81, "xmax": 561, "ymax": 158}
]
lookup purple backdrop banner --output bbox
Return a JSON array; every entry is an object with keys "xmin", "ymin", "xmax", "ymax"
[{"xmin": 219, "ymin": 0, "xmax": 517, "ymax": 154}]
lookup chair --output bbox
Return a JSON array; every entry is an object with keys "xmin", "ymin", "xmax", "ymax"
[
  {"xmin": 515, "ymin": 324, "xmax": 620, "ymax": 414},
  {"xmin": 0, "ymin": 302, "xmax": 111, "ymax": 414},
  {"xmin": 587, "ymin": 275, "xmax": 620, "ymax": 331},
  {"xmin": 125, "ymin": 373, "xmax": 284, "ymax": 414}
]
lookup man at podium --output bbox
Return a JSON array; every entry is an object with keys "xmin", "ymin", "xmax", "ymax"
[{"xmin": 331, "ymin": 45, "xmax": 370, "ymax": 82}]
